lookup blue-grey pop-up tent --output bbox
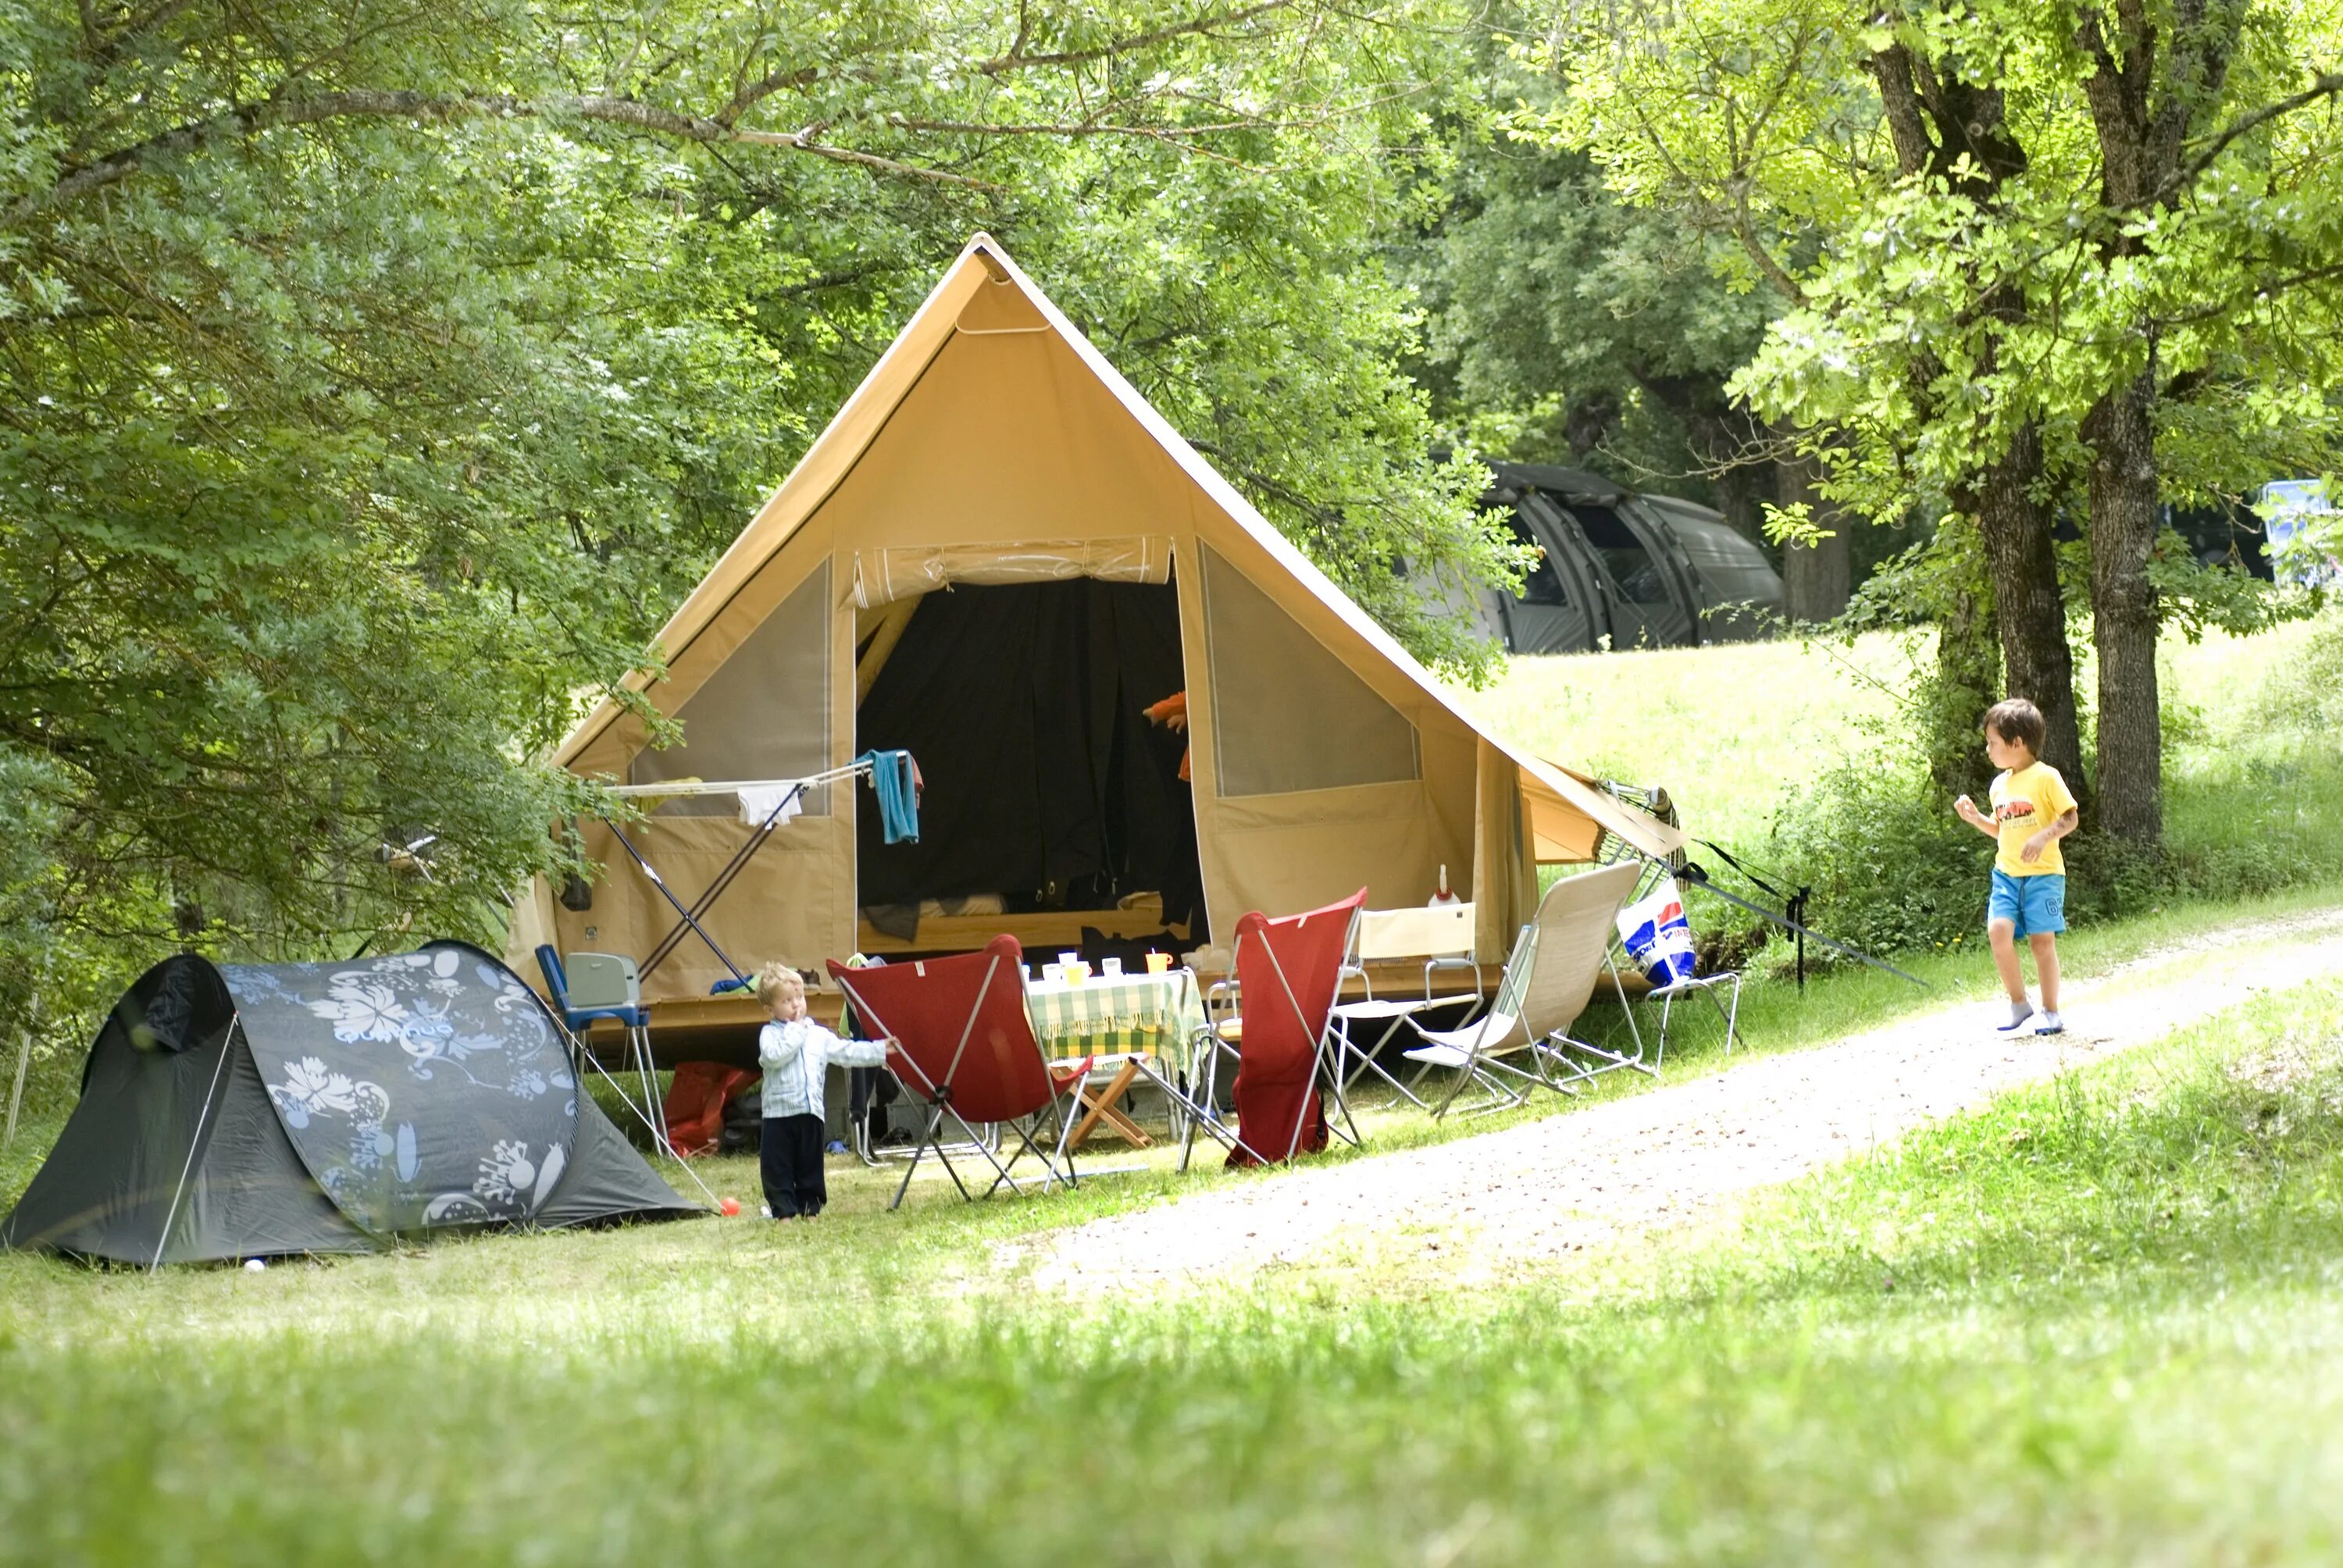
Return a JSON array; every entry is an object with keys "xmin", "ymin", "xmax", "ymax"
[{"xmin": 2, "ymin": 942, "xmax": 698, "ymax": 1264}]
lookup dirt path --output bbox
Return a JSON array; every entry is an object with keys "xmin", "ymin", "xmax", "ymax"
[{"xmin": 1025, "ymin": 909, "xmax": 2343, "ymax": 1294}]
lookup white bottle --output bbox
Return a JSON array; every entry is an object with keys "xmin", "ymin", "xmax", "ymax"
[{"xmin": 1429, "ymin": 864, "xmax": 1460, "ymax": 906}]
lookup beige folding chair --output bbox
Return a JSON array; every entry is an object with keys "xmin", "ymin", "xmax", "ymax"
[
  {"xmin": 1328, "ymin": 902, "xmax": 1482, "ymax": 1109},
  {"xmin": 1401, "ymin": 863, "xmax": 1642, "ymax": 1119}
]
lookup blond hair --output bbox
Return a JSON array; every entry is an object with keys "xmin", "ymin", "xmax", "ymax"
[{"xmin": 754, "ymin": 961, "xmax": 804, "ymax": 1010}]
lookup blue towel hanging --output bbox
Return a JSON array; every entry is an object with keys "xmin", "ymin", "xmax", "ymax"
[{"xmin": 857, "ymin": 749, "xmax": 921, "ymax": 845}]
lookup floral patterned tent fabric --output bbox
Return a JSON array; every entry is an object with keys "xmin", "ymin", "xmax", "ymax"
[
  {"xmin": 228, "ymin": 944, "xmax": 588, "ymax": 1232},
  {"xmin": 0, "ymin": 942, "xmax": 697, "ymax": 1265}
]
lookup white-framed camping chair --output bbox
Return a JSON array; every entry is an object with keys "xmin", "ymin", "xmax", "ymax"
[
  {"xmin": 1402, "ymin": 862, "xmax": 1643, "ymax": 1119},
  {"xmin": 1553, "ymin": 868, "xmax": 1745, "ymax": 1083},
  {"xmin": 1574, "ymin": 966, "xmax": 1742, "ymax": 1081},
  {"xmin": 1328, "ymin": 902, "xmax": 1482, "ymax": 1109}
]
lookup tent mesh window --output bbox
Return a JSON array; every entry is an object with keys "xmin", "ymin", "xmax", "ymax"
[
  {"xmin": 629, "ymin": 561, "xmax": 833, "ymax": 814},
  {"xmin": 1509, "ymin": 512, "xmax": 1571, "ymax": 606},
  {"xmin": 1571, "ymin": 504, "xmax": 1671, "ymax": 608},
  {"xmin": 1199, "ymin": 544, "xmax": 1419, "ymax": 796}
]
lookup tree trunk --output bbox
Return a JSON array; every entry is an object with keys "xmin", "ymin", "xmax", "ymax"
[
  {"xmin": 1966, "ymin": 421, "xmax": 2088, "ymax": 795},
  {"xmin": 1928, "ymin": 529, "xmax": 2002, "ymax": 802},
  {"xmin": 1775, "ymin": 445, "xmax": 1852, "ymax": 622},
  {"xmin": 2084, "ymin": 374, "xmax": 2163, "ymax": 847}
]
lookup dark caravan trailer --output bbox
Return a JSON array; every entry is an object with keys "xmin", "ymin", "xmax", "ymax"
[
  {"xmin": 1454, "ymin": 462, "xmax": 1785, "ymax": 654},
  {"xmin": 0, "ymin": 943, "xmax": 697, "ymax": 1265}
]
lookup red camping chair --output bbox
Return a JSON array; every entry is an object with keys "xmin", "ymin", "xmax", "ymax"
[
  {"xmin": 826, "ymin": 936, "xmax": 1085, "ymax": 1210},
  {"xmin": 1177, "ymin": 889, "xmax": 1367, "ymax": 1170}
]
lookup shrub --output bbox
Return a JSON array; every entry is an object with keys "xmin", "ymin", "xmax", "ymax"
[{"xmin": 1756, "ymin": 761, "xmax": 1988, "ymax": 961}]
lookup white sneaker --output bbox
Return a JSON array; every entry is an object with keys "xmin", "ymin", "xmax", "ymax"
[
  {"xmin": 1995, "ymin": 1003, "xmax": 2037, "ymax": 1034},
  {"xmin": 2035, "ymin": 1011, "xmax": 2065, "ymax": 1035}
]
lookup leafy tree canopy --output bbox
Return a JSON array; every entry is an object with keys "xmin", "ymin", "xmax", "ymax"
[
  {"xmin": 0, "ymin": 0, "xmax": 1501, "ymax": 1000},
  {"xmin": 1526, "ymin": 0, "xmax": 2343, "ymax": 839}
]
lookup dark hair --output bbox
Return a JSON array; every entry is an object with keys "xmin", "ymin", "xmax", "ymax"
[{"xmin": 1984, "ymin": 697, "xmax": 2046, "ymax": 754}]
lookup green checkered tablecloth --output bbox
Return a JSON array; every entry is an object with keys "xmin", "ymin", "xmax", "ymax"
[{"xmin": 1025, "ymin": 970, "xmax": 1207, "ymax": 1067}]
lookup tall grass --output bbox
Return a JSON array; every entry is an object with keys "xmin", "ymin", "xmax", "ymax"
[{"xmin": 1459, "ymin": 617, "xmax": 2343, "ymax": 962}]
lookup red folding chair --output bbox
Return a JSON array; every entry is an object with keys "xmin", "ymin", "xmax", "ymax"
[
  {"xmin": 826, "ymin": 936, "xmax": 1085, "ymax": 1210},
  {"xmin": 1173, "ymin": 889, "xmax": 1367, "ymax": 1170}
]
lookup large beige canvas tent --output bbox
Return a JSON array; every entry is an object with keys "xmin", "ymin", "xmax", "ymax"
[{"xmin": 507, "ymin": 235, "xmax": 1681, "ymax": 1011}]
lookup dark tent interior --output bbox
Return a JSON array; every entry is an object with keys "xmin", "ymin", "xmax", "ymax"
[{"xmin": 854, "ymin": 578, "xmax": 1206, "ymax": 942}]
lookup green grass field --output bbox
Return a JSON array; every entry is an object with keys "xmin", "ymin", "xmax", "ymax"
[
  {"xmin": 5, "ymin": 933, "xmax": 2342, "ymax": 1563},
  {"xmin": 1455, "ymin": 616, "xmax": 2331, "ymax": 853},
  {"xmin": 5, "ymin": 617, "xmax": 2343, "ymax": 1564}
]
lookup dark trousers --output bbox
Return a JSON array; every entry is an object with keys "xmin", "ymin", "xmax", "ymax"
[{"xmin": 759, "ymin": 1113, "xmax": 828, "ymax": 1217}]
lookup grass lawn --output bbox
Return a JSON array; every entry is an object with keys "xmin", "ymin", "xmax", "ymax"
[
  {"xmin": 5, "ymin": 618, "xmax": 2341, "ymax": 1564},
  {"xmin": 5, "ymin": 888, "xmax": 2342, "ymax": 1563}
]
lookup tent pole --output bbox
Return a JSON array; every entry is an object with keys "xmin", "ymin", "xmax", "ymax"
[
  {"xmin": 151, "ymin": 1014, "xmax": 238, "ymax": 1271},
  {"xmin": 638, "ymin": 779, "xmax": 809, "ymax": 982},
  {"xmin": 2, "ymin": 1021, "xmax": 30, "ymax": 1151},
  {"xmin": 570, "ymin": 1043, "xmax": 723, "ymax": 1208}
]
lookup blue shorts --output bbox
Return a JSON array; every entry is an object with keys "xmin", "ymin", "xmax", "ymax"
[{"xmin": 1988, "ymin": 869, "xmax": 2067, "ymax": 939}]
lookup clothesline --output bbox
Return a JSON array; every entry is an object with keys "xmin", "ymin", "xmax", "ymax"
[
  {"xmin": 601, "ymin": 750, "xmax": 922, "ymax": 987},
  {"xmin": 607, "ymin": 758, "xmax": 897, "ymax": 833},
  {"xmin": 606, "ymin": 760, "xmax": 877, "ymax": 799}
]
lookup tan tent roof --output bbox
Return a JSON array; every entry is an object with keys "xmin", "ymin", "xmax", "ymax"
[{"xmin": 555, "ymin": 234, "xmax": 1679, "ymax": 866}]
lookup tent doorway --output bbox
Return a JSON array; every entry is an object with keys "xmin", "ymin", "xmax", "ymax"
[{"xmin": 852, "ymin": 577, "xmax": 1204, "ymax": 954}]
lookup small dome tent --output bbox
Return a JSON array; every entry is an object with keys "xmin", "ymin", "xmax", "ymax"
[
  {"xmin": 1469, "ymin": 462, "xmax": 1785, "ymax": 654},
  {"xmin": 1, "ymin": 943, "xmax": 697, "ymax": 1265}
]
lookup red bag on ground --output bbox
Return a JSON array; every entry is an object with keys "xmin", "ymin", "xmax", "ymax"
[{"xmin": 662, "ymin": 1062, "xmax": 758, "ymax": 1157}]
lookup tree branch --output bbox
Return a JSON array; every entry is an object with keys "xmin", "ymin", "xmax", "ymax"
[
  {"xmin": 2160, "ymin": 69, "xmax": 2343, "ymax": 201},
  {"xmin": 12, "ymin": 86, "xmax": 990, "ymax": 222},
  {"xmin": 977, "ymin": 0, "xmax": 1297, "ymax": 74}
]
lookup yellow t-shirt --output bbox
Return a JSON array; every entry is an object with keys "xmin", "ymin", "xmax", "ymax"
[{"xmin": 1988, "ymin": 761, "xmax": 2078, "ymax": 876}]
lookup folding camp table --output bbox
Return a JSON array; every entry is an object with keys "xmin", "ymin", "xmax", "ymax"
[
  {"xmin": 597, "ymin": 750, "xmax": 919, "ymax": 990},
  {"xmin": 1022, "ymin": 967, "xmax": 1207, "ymax": 1148}
]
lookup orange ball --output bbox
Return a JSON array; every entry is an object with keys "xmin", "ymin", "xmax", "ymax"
[{"xmin": 719, "ymin": 1197, "xmax": 741, "ymax": 1217}]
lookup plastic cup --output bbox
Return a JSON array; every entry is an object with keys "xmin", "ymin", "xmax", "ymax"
[
  {"xmin": 1065, "ymin": 961, "xmax": 1090, "ymax": 987},
  {"xmin": 1146, "ymin": 951, "xmax": 1172, "ymax": 975},
  {"xmin": 1041, "ymin": 963, "xmax": 1063, "ymax": 984},
  {"xmin": 1100, "ymin": 957, "xmax": 1124, "ymax": 978}
]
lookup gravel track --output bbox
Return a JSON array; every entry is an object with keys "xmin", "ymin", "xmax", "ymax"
[{"xmin": 1025, "ymin": 910, "xmax": 2343, "ymax": 1294}]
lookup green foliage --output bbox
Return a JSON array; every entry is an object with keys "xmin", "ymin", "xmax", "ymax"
[
  {"xmin": 1762, "ymin": 747, "xmax": 1990, "ymax": 957},
  {"xmin": 1393, "ymin": 8, "xmax": 1783, "ymax": 533},
  {"xmin": 1523, "ymin": 0, "xmax": 2343, "ymax": 843},
  {"xmin": 0, "ymin": 0, "xmax": 1509, "ymax": 1023},
  {"xmin": 1529, "ymin": 0, "xmax": 2343, "ymax": 526},
  {"xmin": 1752, "ymin": 622, "xmax": 2343, "ymax": 958}
]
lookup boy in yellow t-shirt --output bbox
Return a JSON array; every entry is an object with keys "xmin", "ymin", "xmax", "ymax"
[{"xmin": 1953, "ymin": 698, "xmax": 2081, "ymax": 1035}]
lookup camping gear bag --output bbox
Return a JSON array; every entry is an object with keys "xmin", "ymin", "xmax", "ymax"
[{"xmin": 1617, "ymin": 878, "xmax": 1696, "ymax": 988}]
